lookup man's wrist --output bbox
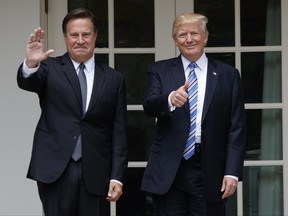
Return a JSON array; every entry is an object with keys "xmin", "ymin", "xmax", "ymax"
[
  {"xmin": 225, "ymin": 175, "xmax": 238, "ymax": 182},
  {"xmin": 25, "ymin": 59, "xmax": 39, "ymax": 69},
  {"xmin": 168, "ymin": 91, "xmax": 176, "ymax": 111},
  {"xmin": 110, "ymin": 179, "xmax": 123, "ymax": 186},
  {"xmin": 22, "ymin": 59, "xmax": 39, "ymax": 78}
]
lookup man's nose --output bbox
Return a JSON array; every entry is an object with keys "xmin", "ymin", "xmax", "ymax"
[
  {"xmin": 186, "ymin": 33, "xmax": 193, "ymax": 42},
  {"xmin": 77, "ymin": 35, "xmax": 85, "ymax": 43}
]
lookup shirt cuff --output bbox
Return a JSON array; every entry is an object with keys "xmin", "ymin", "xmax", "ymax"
[
  {"xmin": 168, "ymin": 91, "xmax": 176, "ymax": 112},
  {"xmin": 225, "ymin": 175, "xmax": 239, "ymax": 182},
  {"xmin": 22, "ymin": 59, "xmax": 39, "ymax": 78},
  {"xmin": 110, "ymin": 179, "xmax": 123, "ymax": 187}
]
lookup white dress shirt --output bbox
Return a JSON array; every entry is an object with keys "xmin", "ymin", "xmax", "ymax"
[{"xmin": 181, "ymin": 53, "xmax": 207, "ymax": 144}]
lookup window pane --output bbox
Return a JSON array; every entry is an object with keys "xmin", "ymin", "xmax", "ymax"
[
  {"xmin": 245, "ymin": 109, "xmax": 282, "ymax": 160},
  {"xmin": 114, "ymin": 0, "xmax": 154, "ymax": 48},
  {"xmin": 241, "ymin": 0, "xmax": 281, "ymax": 46},
  {"xmin": 241, "ymin": 52, "xmax": 282, "ymax": 103},
  {"xmin": 68, "ymin": 0, "xmax": 109, "ymax": 48},
  {"xmin": 194, "ymin": 0, "xmax": 235, "ymax": 47},
  {"xmin": 127, "ymin": 111, "xmax": 155, "ymax": 161},
  {"xmin": 206, "ymin": 53, "xmax": 235, "ymax": 67},
  {"xmin": 95, "ymin": 54, "xmax": 108, "ymax": 66},
  {"xmin": 116, "ymin": 168, "xmax": 153, "ymax": 215},
  {"xmin": 115, "ymin": 54, "xmax": 155, "ymax": 104},
  {"xmin": 243, "ymin": 166, "xmax": 283, "ymax": 216}
]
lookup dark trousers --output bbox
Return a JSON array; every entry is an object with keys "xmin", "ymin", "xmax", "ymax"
[
  {"xmin": 37, "ymin": 159, "xmax": 110, "ymax": 216},
  {"xmin": 152, "ymin": 147, "xmax": 226, "ymax": 216}
]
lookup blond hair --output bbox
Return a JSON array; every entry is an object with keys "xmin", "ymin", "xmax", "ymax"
[{"xmin": 172, "ymin": 13, "xmax": 209, "ymax": 38}]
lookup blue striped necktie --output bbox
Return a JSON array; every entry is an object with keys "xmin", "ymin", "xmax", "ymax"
[{"xmin": 183, "ymin": 62, "xmax": 198, "ymax": 160}]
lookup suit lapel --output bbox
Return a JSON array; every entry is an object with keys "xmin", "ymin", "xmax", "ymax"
[
  {"xmin": 170, "ymin": 56, "xmax": 190, "ymax": 117},
  {"xmin": 60, "ymin": 54, "xmax": 106, "ymax": 115},
  {"xmin": 86, "ymin": 58, "xmax": 105, "ymax": 113},
  {"xmin": 61, "ymin": 53, "xmax": 82, "ymax": 108},
  {"xmin": 171, "ymin": 56, "xmax": 186, "ymax": 88},
  {"xmin": 202, "ymin": 59, "xmax": 219, "ymax": 122}
]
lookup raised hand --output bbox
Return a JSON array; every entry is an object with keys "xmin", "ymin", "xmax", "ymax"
[
  {"xmin": 170, "ymin": 80, "xmax": 189, "ymax": 107},
  {"xmin": 26, "ymin": 27, "xmax": 54, "ymax": 68}
]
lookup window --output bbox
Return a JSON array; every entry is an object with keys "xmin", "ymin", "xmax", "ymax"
[{"xmin": 48, "ymin": 0, "xmax": 287, "ymax": 214}]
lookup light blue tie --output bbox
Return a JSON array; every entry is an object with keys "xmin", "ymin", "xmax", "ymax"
[
  {"xmin": 183, "ymin": 62, "xmax": 198, "ymax": 160},
  {"xmin": 72, "ymin": 63, "xmax": 86, "ymax": 161}
]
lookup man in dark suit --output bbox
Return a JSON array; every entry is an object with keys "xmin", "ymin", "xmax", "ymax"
[
  {"xmin": 141, "ymin": 13, "xmax": 246, "ymax": 216},
  {"xmin": 17, "ymin": 8, "xmax": 128, "ymax": 216}
]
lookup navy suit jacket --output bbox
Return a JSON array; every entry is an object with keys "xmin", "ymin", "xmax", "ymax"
[
  {"xmin": 141, "ymin": 55, "xmax": 246, "ymax": 202},
  {"xmin": 17, "ymin": 53, "xmax": 128, "ymax": 196}
]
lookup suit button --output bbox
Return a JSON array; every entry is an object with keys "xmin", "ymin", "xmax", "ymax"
[{"xmin": 73, "ymin": 136, "xmax": 77, "ymax": 140}]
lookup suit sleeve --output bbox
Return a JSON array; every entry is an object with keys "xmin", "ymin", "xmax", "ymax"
[
  {"xmin": 111, "ymin": 75, "xmax": 128, "ymax": 183},
  {"xmin": 17, "ymin": 60, "xmax": 48, "ymax": 95},
  {"xmin": 225, "ymin": 70, "xmax": 246, "ymax": 180},
  {"xmin": 143, "ymin": 64, "xmax": 172, "ymax": 118}
]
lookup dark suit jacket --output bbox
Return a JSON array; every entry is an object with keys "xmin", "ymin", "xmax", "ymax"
[
  {"xmin": 141, "ymin": 55, "xmax": 246, "ymax": 202},
  {"xmin": 17, "ymin": 53, "xmax": 128, "ymax": 196}
]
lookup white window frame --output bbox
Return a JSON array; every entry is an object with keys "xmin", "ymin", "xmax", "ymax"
[{"xmin": 43, "ymin": 0, "xmax": 288, "ymax": 215}]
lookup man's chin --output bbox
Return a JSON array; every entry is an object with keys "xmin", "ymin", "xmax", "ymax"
[{"xmin": 70, "ymin": 54, "xmax": 88, "ymax": 62}]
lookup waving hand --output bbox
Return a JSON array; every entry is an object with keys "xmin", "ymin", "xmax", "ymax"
[{"xmin": 25, "ymin": 27, "xmax": 54, "ymax": 68}]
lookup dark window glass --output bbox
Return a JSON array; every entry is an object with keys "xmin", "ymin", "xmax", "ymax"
[
  {"xmin": 116, "ymin": 168, "xmax": 153, "ymax": 215},
  {"xmin": 194, "ymin": 0, "xmax": 235, "ymax": 47},
  {"xmin": 115, "ymin": 54, "xmax": 155, "ymax": 104},
  {"xmin": 243, "ymin": 166, "xmax": 283, "ymax": 215},
  {"xmin": 241, "ymin": 0, "xmax": 281, "ymax": 46},
  {"xmin": 241, "ymin": 52, "xmax": 281, "ymax": 103},
  {"xmin": 95, "ymin": 54, "xmax": 108, "ymax": 66},
  {"xmin": 245, "ymin": 109, "xmax": 282, "ymax": 160},
  {"xmin": 114, "ymin": 0, "xmax": 154, "ymax": 48},
  {"xmin": 68, "ymin": 0, "xmax": 109, "ymax": 48},
  {"xmin": 206, "ymin": 53, "xmax": 235, "ymax": 67},
  {"xmin": 127, "ymin": 111, "xmax": 155, "ymax": 161}
]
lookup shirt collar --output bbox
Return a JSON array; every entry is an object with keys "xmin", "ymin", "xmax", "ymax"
[
  {"xmin": 71, "ymin": 55, "xmax": 95, "ymax": 73},
  {"xmin": 181, "ymin": 53, "xmax": 207, "ymax": 72}
]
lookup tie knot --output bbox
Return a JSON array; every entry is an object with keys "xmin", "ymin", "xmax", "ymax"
[
  {"xmin": 79, "ymin": 63, "xmax": 85, "ymax": 70},
  {"xmin": 188, "ymin": 62, "xmax": 197, "ymax": 70}
]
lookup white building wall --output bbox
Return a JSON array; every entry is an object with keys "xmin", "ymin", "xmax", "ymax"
[{"xmin": 0, "ymin": 0, "xmax": 42, "ymax": 215}]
